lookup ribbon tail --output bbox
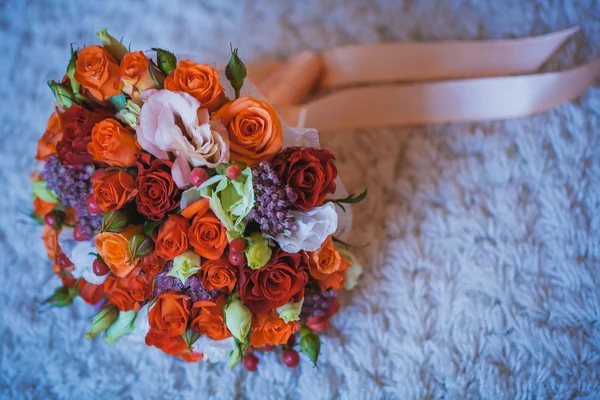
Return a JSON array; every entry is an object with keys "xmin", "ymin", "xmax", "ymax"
[{"xmin": 279, "ymin": 57, "xmax": 600, "ymax": 131}]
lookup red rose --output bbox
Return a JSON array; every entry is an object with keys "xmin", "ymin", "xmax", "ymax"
[
  {"xmin": 272, "ymin": 147, "xmax": 337, "ymax": 210},
  {"xmin": 136, "ymin": 157, "xmax": 181, "ymax": 220},
  {"xmin": 145, "ymin": 329, "xmax": 188, "ymax": 356},
  {"xmin": 56, "ymin": 105, "xmax": 112, "ymax": 166},
  {"xmin": 238, "ymin": 249, "xmax": 308, "ymax": 314}
]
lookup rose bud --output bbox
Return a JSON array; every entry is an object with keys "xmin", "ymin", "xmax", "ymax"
[
  {"xmin": 48, "ymin": 80, "xmax": 75, "ymax": 109},
  {"xmin": 66, "ymin": 47, "xmax": 81, "ymax": 94},
  {"xmin": 96, "ymin": 28, "xmax": 127, "ymax": 62},
  {"xmin": 85, "ymin": 305, "xmax": 119, "ymax": 340},
  {"xmin": 299, "ymin": 330, "xmax": 321, "ymax": 367},
  {"xmin": 42, "ymin": 285, "xmax": 78, "ymax": 308},
  {"xmin": 101, "ymin": 210, "xmax": 128, "ymax": 233},
  {"xmin": 152, "ymin": 48, "xmax": 177, "ymax": 76},
  {"xmin": 225, "ymin": 46, "xmax": 247, "ymax": 99},
  {"xmin": 104, "ymin": 310, "xmax": 137, "ymax": 344},
  {"xmin": 245, "ymin": 232, "xmax": 271, "ymax": 270},
  {"xmin": 224, "ymin": 294, "xmax": 252, "ymax": 342},
  {"xmin": 127, "ymin": 233, "xmax": 154, "ymax": 262}
]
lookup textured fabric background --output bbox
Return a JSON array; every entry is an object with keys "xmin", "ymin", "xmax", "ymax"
[{"xmin": 1, "ymin": 0, "xmax": 599, "ymax": 399}]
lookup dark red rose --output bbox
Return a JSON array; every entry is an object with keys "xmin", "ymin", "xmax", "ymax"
[
  {"xmin": 271, "ymin": 147, "xmax": 337, "ymax": 210},
  {"xmin": 136, "ymin": 158, "xmax": 181, "ymax": 220},
  {"xmin": 56, "ymin": 105, "xmax": 112, "ymax": 166},
  {"xmin": 238, "ymin": 249, "xmax": 308, "ymax": 314}
]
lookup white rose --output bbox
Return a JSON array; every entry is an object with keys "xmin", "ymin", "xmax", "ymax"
[
  {"xmin": 273, "ymin": 203, "xmax": 338, "ymax": 253},
  {"xmin": 192, "ymin": 336, "xmax": 235, "ymax": 363},
  {"xmin": 58, "ymin": 229, "xmax": 107, "ymax": 285}
]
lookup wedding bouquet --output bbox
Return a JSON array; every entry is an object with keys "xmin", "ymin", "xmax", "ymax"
[{"xmin": 31, "ymin": 30, "xmax": 365, "ymax": 369}]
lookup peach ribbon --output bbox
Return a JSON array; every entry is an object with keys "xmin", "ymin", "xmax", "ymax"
[{"xmin": 246, "ymin": 27, "xmax": 600, "ymax": 131}]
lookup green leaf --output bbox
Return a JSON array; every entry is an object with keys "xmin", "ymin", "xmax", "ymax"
[
  {"xmin": 143, "ymin": 218, "xmax": 162, "ymax": 237},
  {"xmin": 32, "ymin": 180, "xmax": 60, "ymax": 203},
  {"xmin": 325, "ymin": 188, "xmax": 368, "ymax": 211},
  {"xmin": 152, "ymin": 48, "xmax": 177, "ymax": 76},
  {"xmin": 300, "ymin": 331, "xmax": 321, "ymax": 367}
]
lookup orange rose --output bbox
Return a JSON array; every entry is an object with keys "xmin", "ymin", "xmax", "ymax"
[
  {"xmin": 92, "ymin": 169, "xmax": 137, "ymax": 212},
  {"xmin": 308, "ymin": 236, "xmax": 349, "ymax": 291},
  {"xmin": 88, "ymin": 118, "xmax": 141, "ymax": 167},
  {"xmin": 145, "ymin": 328, "xmax": 188, "ymax": 356},
  {"xmin": 200, "ymin": 257, "xmax": 236, "ymax": 293},
  {"xmin": 73, "ymin": 45, "xmax": 123, "ymax": 101},
  {"xmin": 155, "ymin": 214, "xmax": 190, "ymax": 260},
  {"xmin": 191, "ymin": 294, "xmax": 231, "ymax": 340},
  {"xmin": 36, "ymin": 112, "xmax": 62, "ymax": 160},
  {"xmin": 42, "ymin": 224, "xmax": 61, "ymax": 265},
  {"xmin": 103, "ymin": 269, "xmax": 152, "ymax": 311},
  {"xmin": 94, "ymin": 225, "xmax": 143, "ymax": 278},
  {"xmin": 212, "ymin": 96, "xmax": 283, "ymax": 165},
  {"xmin": 78, "ymin": 279, "xmax": 105, "ymax": 305},
  {"xmin": 188, "ymin": 211, "xmax": 227, "ymax": 260},
  {"xmin": 250, "ymin": 311, "xmax": 297, "ymax": 348},
  {"xmin": 120, "ymin": 51, "xmax": 157, "ymax": 97},
  {"xmin": 148, "ymin": 292, "xmax": 192, "ymax": 336},
  {"xmin": 164, "ymin": 60, "xmax": 224, "ymax": 112}
]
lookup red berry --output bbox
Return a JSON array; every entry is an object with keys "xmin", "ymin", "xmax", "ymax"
[
  {"xmin": 243, "ymin": 354, "xmax": 259, "ymax": 371},
  {"xmin": 73, "ymin": 224, "xmax": 88, "ymax": 241},
  {"xmin": 226, "ymin": 164, "xmax": 242, "ymax": 180},
  {"xmin": 57, "ymin": 253, "xmax": 72, "ymax": 269},
  {"xmin": 86, "ymin": 194, "xmax": 103, "ymax": 214},
  {"xmin": 93, "ymin": 259, "xmax": 110, "ymax": 276},
  {"xmin": 228, "ymin": 250, "xmax": 247, "ymax": 267},
  {"xmin": 282, "ymin": 349, "xmax": 300, "ymax": 368},
  {"xmin": 189, "ymin": 168, "xmax": 209, "ymax": 187},
  {"xmin": 229, "ymin": 238, "xmax": 246, "ymax": 253},
  {"xmin": 287, "ymin": 334, "xmax": 297, "ymax": 347},
  {"xmin": 44, "ymin": 212, "xmax": 57, "ymax": 227},
  {"xmin": 259, "ymin": 344, "xmax": 274, "ymax": 352}
]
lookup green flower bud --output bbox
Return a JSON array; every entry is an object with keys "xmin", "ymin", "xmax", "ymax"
[
  {"xmin": 276, "ymin": 298, "xmax": 304, "ymax": 323},
  {"xmin": 246, "ymin": 232, "xmax": 272, "ymax": 270},
  {"xmin": 48, "ymin": 80, "xmax": 75, "ymax": 109},
  {"xmin": 85, "ymin": 305, "xmax": 119, "ymax": 340},
  {"xmin": 101, "ymin": 210, "xmax": 128, "ymax": 233},
  {"xmin": 104, "ymin": 310, "xmax": 137, "ymax": 344},
  {"xmin": 300, "ymin": 331, "xmax": 321, "ymax": 367},
  {"xmin": 225, "ymin": 46, "xmax": 247, "ymax": 99},
  {"xmin": 339, "ymin": 249, "xmax": 363, "ymax": 290},
  {"xmin": 152, "ymin": 48, "xmax": 177, "ymax": 76},
  {"xmin": 224, "ymin": 294, "xmax": 252, "ymax": 342},
  {"xmin": 128, "ymin": 233, "xmax": 154, "ymax": 262},
  {"xmin": 66, "ymin": 47, "xmax": 81, "ymax": 94},
  {"xmin": 42, "ymin": 285, "xmax": 79, "ymax": 307},
  {"xmin": 32, "ymin": 180, "xmax": 60, "ymax": 204},
  {"xmin": 109, "ymin": 93, "xmax": 127, "ymax": 111},
  {"xmin": 168, "ymin": 250, "xmax": 201, "ymax": 284},
  {"xmin": 96, "ymin": 28, "xmax": 127, "ymax": 62}
]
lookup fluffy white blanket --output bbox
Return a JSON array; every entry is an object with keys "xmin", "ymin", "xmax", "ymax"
[{"xmin": 0, "ymin": 0, "xmax": 599, "ymax": 398}]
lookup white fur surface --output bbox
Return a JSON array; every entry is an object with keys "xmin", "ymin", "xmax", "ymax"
[{"xmin": 1, "ymin": 0, "xmax": 600, "ymax": 399}]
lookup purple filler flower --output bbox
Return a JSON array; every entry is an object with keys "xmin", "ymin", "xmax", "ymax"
[
  {"xmin": 42, "ymin": 155, "xmax": 102, "ymax": 238},
  {"xmin": 301, "ymin": 285, "xmax": 338, "ymax": 319},
  {"xmin": 153, "ymin": 262, "xmax": 219, "ymax": 302},
  {"xmin": 248, "ymin": 160, "xmax": 297, "ymax": 236}
]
